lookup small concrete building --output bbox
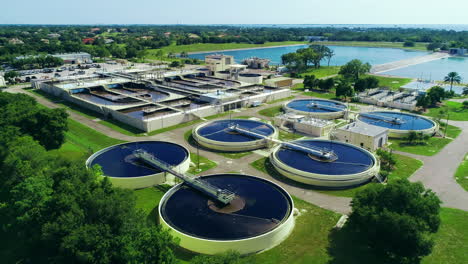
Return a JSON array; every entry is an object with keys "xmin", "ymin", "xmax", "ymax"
[
  {"xmin": 274, "ymin": 113, "xmax": 334, "ymax": 137},
  {"xmin": 53, "ymin": 53, "xmax": 93, "ymax": 64},
  {"xmin": 205, "ymin": 54, "xmax": 234, "ymax": 74},
  {"xmin": 265, "ymin": 77, "xmax": 294, "ymax": 88},
  {"xmin": 449, "ymin": 48, "xmax": 466, "ymax": 56},
  {"xmin": 334, "ymin": 122, "xmax": 388, "ymax": 151}
]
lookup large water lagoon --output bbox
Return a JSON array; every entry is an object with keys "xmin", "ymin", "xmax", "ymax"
[
  {"xmin": 381, "ymin": 56, "xmax": 468, "ymax": 83},
  {"xmin": 189, "ymin": 45, "xmax": 428, "ymax": 66}
]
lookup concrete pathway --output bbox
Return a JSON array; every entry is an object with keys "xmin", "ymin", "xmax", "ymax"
[
  {"xmin": 408, "ymin": 120, "xmax": 468, "ymax": 211},
  {"xmin": 371, "ymin": 52, "xmax": 450, "ymax": 74}
]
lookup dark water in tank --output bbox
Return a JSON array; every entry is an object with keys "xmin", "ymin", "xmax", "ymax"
[
  {"xmin": 275, "ymin": 140, "xmax": 374, "ymax": 175},
  {"xmin": 89, "ymin": 141, "xmax": 188, "ymax": 178},
  {"xmin": 197, "ymin": 119, "xmax": 274, "ymax": 142},
  {"xmin": 286, "ymin": 99, "xmax": 346, "ymax": 113},
  {"xmin": 161, "ymin": 174, "xmax": 292, "ymax": 240},
  {"xmin": 358, "ymin": 111, "xmax": 434, "ymax": 130}
]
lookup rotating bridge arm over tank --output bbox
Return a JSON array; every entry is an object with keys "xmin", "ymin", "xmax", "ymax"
[
  {"xmin": 305, "ymin": 102, "xmax": 345, "ymax": 112},
  {"xmin": 133, "ymin": 149, "xmax": 236, "ymax": 204},
  {"xmin": 360, "ymin": 113, "xmax": 405, "ymax": 125},
  {"xmin": 228, "ymin": 124, "xmax": 338, "ymax": 161}
]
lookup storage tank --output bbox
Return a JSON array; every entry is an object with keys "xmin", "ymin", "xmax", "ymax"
[
  {"xmin": 270, "ymin": 139, "xmax": 380, "ymax": 187},
  {"xmin": 86, "ymin": 141, "xmax": 190, "ymax": 189},
  {"xmin": 192, "ymin": 119, "xmax": 278, "ymax": 152},
  {"xmin": 283, "ymin": 99, "xmax": 347, "ymax": 119},
  {"xmin": 357, "ymin": 111, "xmax": 438, "ymax": 138},
  {"xmin": 238, "ymin": 73, "xmax": 263, "ymax": 84},
  {"xmin": 159, "ymin": 174, "xmax": 295, "ymax": 254}
]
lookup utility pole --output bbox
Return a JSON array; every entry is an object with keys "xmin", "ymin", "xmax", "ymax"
[{"xmin": 444, "ymin": 105, "xmax": 450, "ymax": 138}]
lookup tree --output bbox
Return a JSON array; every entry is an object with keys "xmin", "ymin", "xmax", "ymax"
[
  {"xmin": 463, "ymin": 85, "xmax": 468, "ymax": 95},
  {"xmin": 322, "ymin": 78, "xmax": 335, "ymax": 91},
  {"xmin": 365, "ymin": 76, "xmax": 379, "ymax": 88},
  {"xmin": 324, "ymin": 49, "xmax": 335, "ymax": 66},
  {"xmin": 462, "ymin": 100, "xmax": 468, "ymax": 109},
  {"xmin": 426, "ymin": 86, "xmax": 446, "ymax": 106},
  {"xmin": 4, "ymin": 70, "xmax": 19, "ymax": 84},
  {"xmin": 347, "ymin": 179, "xmax": 441, "ymax": 264},
  {"xmin": 339, "ymin": 59, "xmax": 372, "ymax": 81},
  {"xmin": 335, "ymin": 79, "xmax": 354, "ymax": 100},
  {"xmin": 416, "ymin": 95, "xmax": 431, "ymax": 110},
  {"xmin": 444, "ymin": 72, "xmax": 462, "ymax": 93},
  {"xmin": 403, "ymin": 41, "xmax": 415, "ymax": 47},
  {"xmin": 303, "ymin": 75, "xmax": 317, "ymax": 89},
  {"xmin": 180, "ymin": 51, "xmax": 188, "ymax": 58},
  {"xmin": 354, "ymin": 78, "xmax": 368, "ymax": 92},
  {"xmin": 426, "ymin": 42, "xmax": 441, "ymax": 51},
  {"xmin": 405, "ymin": 131, "xmax": 419, "ymax": 144},
  {"xmin": 376, "ymin": 149, "xmax": 396, "ymax": 171}
]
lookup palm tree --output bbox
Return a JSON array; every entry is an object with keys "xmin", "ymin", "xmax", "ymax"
[{"xmin": 444, "ymin": 72, "xmax": 462, "ymax": 92}]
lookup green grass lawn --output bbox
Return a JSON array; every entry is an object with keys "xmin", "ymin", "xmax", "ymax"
[
  {"xmin": 293, "ymin": 83, "xmax": 339, "ymax": 100},
  {"xmin": 259, "ymin": 105, "xmax": 283, "ymax": 117},
  {"xmin": 454, "ymin": 153, "xmax": 468, "ymax": 192},
  {"xmin": 317, "ymin": 41, "xmax": 428, "ymax": 51},
  {"xmin": 389, "ymin": 125, "xmax": 461, "ymax": 156},
  {"xmin": 150, "ymin": 41, "xmax": 307, "ymax": 55},
  {"xmin": 188, "ymin": 152, "xmax": 217, "ymax": 175},
  {"xmin": 421, "ymin": 208, "xmax": 468, "ymax": 264},
  {"xmin": 49, "ymin": 119, "xmax": 125, "ymax": 161},
  {"xmin": 251, "ymin": 197, "xmax": 340, "ymax": 264},
  {"xmin": 365, "ymin": 74, "xmax": 413, "ymax": 90},
  {"xmin": 319, "ymin": 154, "xmax": 423, "ymax": 197},
  {"xmin": 424, "ymin": 101, "xmax": 468, "ymax": 121},
  {"xmin": 278, "ymin": 130, "xmax": 304, "ymax": 141},
  {"xmin": 291, "ymin": 66, "xmax": 341, "ymax": 79}
]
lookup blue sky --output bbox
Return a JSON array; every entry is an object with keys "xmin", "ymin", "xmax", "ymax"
[{"xmin": 1, "ymin": 0, "xmax": 467, "ymax": 24}]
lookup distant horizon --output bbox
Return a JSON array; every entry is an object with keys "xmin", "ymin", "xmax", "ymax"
[{"xmin": 2, "ymin": 0, "xmax": 467, "ymax": 25}]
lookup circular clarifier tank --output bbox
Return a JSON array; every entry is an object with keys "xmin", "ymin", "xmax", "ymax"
[
  {"xmin": 270, "ymin": 139, "xmax": 380, "ymax": 187},
  {"xmin": 192, "ymin": 119, "xmax": 278, "ymax": 152},
  {"xmin": 159, "ymin": 174, "xmax": 295, "ymax": 255},
  {"xmin": 357, "ymin": 111, "xmax": 438, "ymax": 138},
  {"xmin": 86, "ymin": 141, "xmax": 190, "ymax": 189},
  {"xmin": 283, "ymin": 99, "xmax": 347, "ymax": 119}
]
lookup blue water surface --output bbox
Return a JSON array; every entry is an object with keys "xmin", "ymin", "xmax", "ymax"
[
  {"xmin": 358, "ymin": 111, "xmax": 435, "ymax": 131},
  {"xmin": 189, "ymin": 45, "xmax": 428, "ymax": 65},
  {"xmin": 198, "ymin": 119, "xmax": 275, "ymax": 142},
  {"xmin": 286, "ymin": 99, "xmax": 346, "ymax": 113},
  {"xmin": 90, "ymin": 141, "xmax": 188, "ymax": 177},
  {"xmin": 275, "ymin": 140, "xmax": 374, "ymax": 175}
]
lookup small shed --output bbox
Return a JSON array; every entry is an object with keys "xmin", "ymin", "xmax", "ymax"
[
  {"xmin": 265, "ymin": 77, "xmax": 294, "ymax": 88},
  {"xmin": 334, "ymin": 122, "xmax": 388, "ymax": 151}
]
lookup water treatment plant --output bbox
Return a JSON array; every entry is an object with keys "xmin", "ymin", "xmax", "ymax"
[
  {"xmin": 357, "ymin": 111, "xmax": 438, "ymax": 137},
  {"xmin": 86, "ymin": 141, "xmax": 190, "ymax": 189},
  {"xmin": 270, "ymin": 139, "xmax": 380, "ymax": 187},
  {"xmin": 283, "ymin": 99, "xmax": 348, "ymax": 119}
]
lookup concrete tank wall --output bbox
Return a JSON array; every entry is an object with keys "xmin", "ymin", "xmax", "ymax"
[
  {"xmin": 85, "ymin": 142, "xmax": 191, "ymax": 189},
  {"xmin": 238, "ymin": 74, "xmax": 263, "ymax": 84},
  {"xmin": 192, "ymin": 119, "xmax": 278, "ymax": 152},
  {"xmin": 270, "ymin": 141, "xmax": 381, "ymax": 188},
  {"xmin": 282, "ymin": 99, "xmax": 347, "ymax": 120},
  {"xmin": 158, "ymin": 176, "xmax": 295, "ymax": 255}
]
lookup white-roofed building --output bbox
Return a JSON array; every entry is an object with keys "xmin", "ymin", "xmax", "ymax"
[{"xmin": 334, "ymin": 122, "xmax": 388, "ymax": 151}]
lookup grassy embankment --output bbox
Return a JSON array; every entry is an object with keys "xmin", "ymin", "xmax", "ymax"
[
  {"xmin": 149, "ymin": 41, "xmax": 308, "ymax": 55},
  {"xmin": 424, "ymin": 101, "xmax": 468, "ymax": 121},
  {"xmin": 50, "ymin": 119, "xmax": 125, "ymax": 161},
  {"xmin": 133, "ymin": 185, "xmax": 468, "ymax": 264},
  {"xmin": 389, "ymin": 124, "xmax": 462, "ymax": 156},
  {"xmin": 454, "ymin": 153, "xmax": 468, "ymax": 191},
  {"xmin": 318, "ymin": 41, "xmax": 429, "ymax": 51}
]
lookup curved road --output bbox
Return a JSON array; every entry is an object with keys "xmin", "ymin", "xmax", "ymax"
[{"xmin": 7, "ymin": 86, "xmax": 468, "ymax": 214}]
